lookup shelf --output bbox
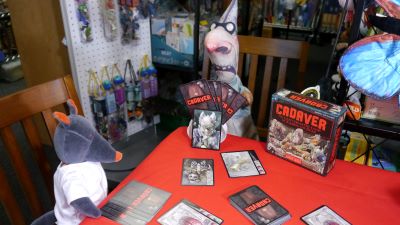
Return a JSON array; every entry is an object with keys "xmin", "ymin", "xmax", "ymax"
[
  {"xmin": 263, "ymin": 22, "xmax": 313, "ymax": 32},
  {"xmin": 344, "ymin": 118, "xmax": 400, "ymax": 141},
  {"xmin": 154, "ymin": 63, "xmax": 198, "ymax": 73},
  {"xmin": 0, "ymin": 54, "xmax": 19, "ymax": 65}
]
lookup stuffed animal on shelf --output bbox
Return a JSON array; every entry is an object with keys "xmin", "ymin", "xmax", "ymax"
[
  {"xmin": 31, "ymin": 99, "xmax": 123, "ymax": 225},
  {"xmin": 204, "ymin": 0, "xmax": 258, "ymax": 140}
]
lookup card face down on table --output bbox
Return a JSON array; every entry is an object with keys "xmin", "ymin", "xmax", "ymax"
[
  {"xmin": 101, "ymin": 181, "xmax": 171, "ymax": 224},
  {"xmin": 229, "ymin": 185, "xmax": 291, "ymax": 225}
]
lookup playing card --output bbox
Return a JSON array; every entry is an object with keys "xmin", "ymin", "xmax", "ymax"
[
  {"xmin": 221, "ymin": 83, "xmax": 237, "ymax": 124},
  {"xmin": 179, "ymin": 79, "xmax": 218, "ymax": 117},
  {"xmin": 224, "ymin": 92, "xmax": 248, "ymax": 123},
  {"xmin": 191, "ymin": 109, "xmax": 222, "ymax": 150},
  {"xmin": 181, "ymin": 158, "xmax": 214, "ymax": 186},
  {"xmin": 301, "ymin": 205, "xmax": 351, "ymax": 225},
  {"xmin": 206, "ymin": 80, "xmax": 220, "ymax": 111}
]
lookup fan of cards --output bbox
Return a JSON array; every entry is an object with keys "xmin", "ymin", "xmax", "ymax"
[{"xmin": 179, "ymin": 79, "xmax": 248, "ymax": 124}]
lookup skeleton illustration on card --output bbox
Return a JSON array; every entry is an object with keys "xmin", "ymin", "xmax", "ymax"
[
  {"xmin": 181, "ymin": 158, "xmax": 214, "ymax": 186},
  {"xmin": 192, "ymin": 109, "xmax": 222, "ymax": 150}
]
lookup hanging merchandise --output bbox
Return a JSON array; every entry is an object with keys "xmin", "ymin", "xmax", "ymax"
[
  {"xmin": 112, "ymin": 64, "xmax": 126, "ymax": 107},
  {"xmin": 100, "ymin": 66, "xmax": 117, "ymax": 114},
  {"xmin": 136, "ymin": 0, "xmax": 156, "ymax": 18},
  {"xmin": 148, "ymin": 64, "xmax": 158, "ymax": 97},
  {"xmin": 138, "ymin": 54, "xmax": 158, "ymax": 98},
  {"xmin": 118, "ymin": 0, "xmax": 140, "ymax": 44},
  {"xmin": 101, "ymin": 0, "xmax": 118, "ymax": 41},
  {"xmin": 88, "ymin": 70, "xmax": 108, "ymax": 139},
  {"xmin": 111, "ymin": 63, "xmax": 128, "ymax": 139},
  {"xmin": 124, "ymin": 59, "xmax": 143, "ymax": 121},
  {"xmin": 75, "ymin": 0, "xmax": 93, "ymax": 42},
  {"xmin": 100, "ymin": 66, "xmax": 123, "ymax": 143}
]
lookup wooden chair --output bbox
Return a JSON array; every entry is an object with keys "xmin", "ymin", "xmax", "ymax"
[
  {"xmin": 0, "ymin": 75, "xmax": 82, "ymax": 224},
  {"xmin": 202, "ymin": 35, "xmax": 309, "ymax": 137}
]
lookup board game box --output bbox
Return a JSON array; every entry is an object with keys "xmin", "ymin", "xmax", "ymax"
[{"xmin": 266, "ymin": 89, "xmax": 346, "ymax": 175}]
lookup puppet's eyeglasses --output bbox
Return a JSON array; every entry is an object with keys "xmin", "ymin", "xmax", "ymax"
[{"xmin": 210, "ymin": 22, "xmax": 236, "ymax": 34}]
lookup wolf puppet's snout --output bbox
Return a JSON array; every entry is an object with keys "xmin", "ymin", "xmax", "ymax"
[
  {"xmin": 115, "ymin": 151, "xmax": 123, "ymax": 162},
  {"xmin": 206, "ymin": 42, "xmax": 231, "ymax": 54}
]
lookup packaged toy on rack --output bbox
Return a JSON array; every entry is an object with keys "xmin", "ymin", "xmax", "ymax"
[
  {"xmin": 100, "ymin": 66, "xmax": 122, "ymax": 143},
  {"xmin": 264, "ymin": 0, "xmax": 320, "ymax": 29},
  {"xmin": 88, "ymin": 70, "xmax": 108, "ymax": 139},
  {"xmin": 118, "ymin": 0, "xmax": 140, "ymax": 44},
  {"xmin": 111, "ymin": 63, "xmax": 128, "ymax": 138},
  {"xmin": 75, "ymin": 0, "xmax": 93, "ymax": 42},
  {"xmin": 100, "ymin": 0, "xmax": 118, "ymax": 41},
  {"xmin": 124, "ymin": 59, "xmax": 143, "ymax": 121},
  {"xmin": 150, "ymin": 1, "xmax": 196, "ymax": 68},
  {"xmin": 138, "ymin": 54, "xmax": 158, "ymax": 99}
]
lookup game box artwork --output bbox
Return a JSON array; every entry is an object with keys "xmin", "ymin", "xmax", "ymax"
[{"xmin": 266, "ymin": 89, "xmax": 346, "ymax": 175}]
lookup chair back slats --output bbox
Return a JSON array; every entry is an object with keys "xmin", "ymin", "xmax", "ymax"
[
  {"xmin": 277, "ymin": 58, "xmax": 289, "ymax": 90},
  {"xmin": 42, "ymin": 109, "xmax": 58, "ymax": 140},
  {"xmin": 257, "ymin": 56, "xmax": 274, "ymax": 128},
  {"xmin": 64, "ymin": 75, "xmax": 83, "ymax": 115},
  {"xmin": 247, "ymin": 54, "xmax": 259, "ymax": 94},
  {"xmin": 238, "ymin": 53, "xmax": 244, "ymax": 79},
  {"xmin": 0, "ymin": 78, "xmax": 69, "ymax": 128},
  {"xmin": 22, "ymin": 117, "xmax": 54, "ymax": 198},
  {"xmin": 0, "ymin": 75, "xmax": 82, "ymax": 223},
  {"xmin": 0, "ymin": 167, "xmax": 26, "ymax": 225},
  {"xmin": 0, "ymin": 126, "xmax": 43, "ymax": 217},
  {"xmin": 238, "ymin": 35, "xmax": 305, "ymax": 58}
]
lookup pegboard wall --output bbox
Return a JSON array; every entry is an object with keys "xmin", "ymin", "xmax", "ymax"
[{"xmin": 59, "ymin": 0, "xmax": 158, "ymax": 136}]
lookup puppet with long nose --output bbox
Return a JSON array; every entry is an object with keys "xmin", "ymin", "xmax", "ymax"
[{"xmin": 204, "ymin": 0, "xmax": 258, "ymax": 140}]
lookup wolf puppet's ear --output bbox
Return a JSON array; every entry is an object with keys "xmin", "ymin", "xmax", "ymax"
[
  {"xmin": 53, "ymin": 112, "xmax": 71, "ymax": 127},
  {"xmin": 67, "ymin": 99, "xmax": 78, "ymax": 115}
]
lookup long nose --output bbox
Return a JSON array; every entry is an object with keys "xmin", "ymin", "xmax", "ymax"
[{"xmin": 204, "ymin": 29, "xmax": 231, "ymax": 54}]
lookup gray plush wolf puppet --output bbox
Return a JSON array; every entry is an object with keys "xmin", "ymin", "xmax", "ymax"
[{"xmin": 31, "ymin": 100, "xmax": 122, "ymax": 225}]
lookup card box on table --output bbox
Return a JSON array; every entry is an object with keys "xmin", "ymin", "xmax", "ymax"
[{"xmin": 266, "ymin": 89, "xmax": 346, "ymax": 175}]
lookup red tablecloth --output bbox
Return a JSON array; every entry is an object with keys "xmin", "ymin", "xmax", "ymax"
[{"xmin": 82, "ymin": 127, "xmax": 400, "ymax": 225}]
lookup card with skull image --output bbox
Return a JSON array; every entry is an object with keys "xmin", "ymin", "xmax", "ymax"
[
  {"xmin": 192, "ymin": 109, "xmax": 222, "ymax": 150},
  {"xmin": 181, "ymin": 158, "xmax": 214, "ymax": 186}
]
